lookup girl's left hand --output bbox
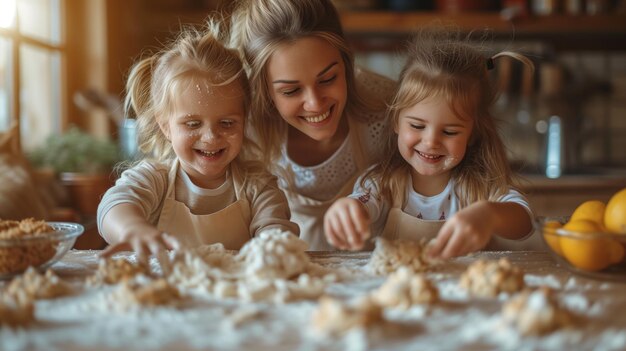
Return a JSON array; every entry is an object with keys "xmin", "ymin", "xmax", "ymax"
[{"xmin": 427, "ymin": 201, "xmax": 495, "ymax": 259}]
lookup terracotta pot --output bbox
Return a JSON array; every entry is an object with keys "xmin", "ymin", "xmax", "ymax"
[{"xmin": 60, "ymin": 172, "xmax": 115, "ymax": 216}]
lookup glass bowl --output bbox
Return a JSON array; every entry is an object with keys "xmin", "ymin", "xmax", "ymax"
[
  {"xmin": 0, "ymin": 221, "xmax": 84, "ymax": 279},
  {"xmin": 536, "ymin": 216, "xmax": 626, "ymax": 281}
]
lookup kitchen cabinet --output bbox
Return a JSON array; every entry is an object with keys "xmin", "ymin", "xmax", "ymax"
[
  {"xmin": 521, "ymin": 174, "xmax": 626, "ymax": 217},
  {"xmin": 339, "ymin": 12, "xmax": 626, "ymax": 51},
  {"xmin": 140, "ymin": 10, "xmax": 626, "ymax": 51}
]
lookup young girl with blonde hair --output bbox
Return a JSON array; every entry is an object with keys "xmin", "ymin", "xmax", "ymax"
[
  {"xmin": 97, "ymin": 23, "xmax": 298, "ymax": 262},
  {"xmin": 229, "ymin": 0, "xmax": 396, "ymax": 250},
  {"xmin": 324, "ymin": 29, "xmax": 534, "ymax": 258}
]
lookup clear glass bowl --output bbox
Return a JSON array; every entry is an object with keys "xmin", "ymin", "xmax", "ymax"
[
  {"xmin": 536, "ymin": 216, "xmax": 626, "ymax": 281},
  {"xmin": 0, "ymin": 222, "xmax": 84, "ymax": 279}
]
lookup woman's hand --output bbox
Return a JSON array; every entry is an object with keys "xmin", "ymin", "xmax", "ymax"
[
  {"xmin": 324, "ymin": 197, "xmax": 371, "ymax": 250},
  {"xmin": 427, "ymin": 201, "xmax": 495, "ymax": 259}
]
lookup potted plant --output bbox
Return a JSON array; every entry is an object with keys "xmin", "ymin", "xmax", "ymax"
[{"xmin": 29, "ymin": 126, "xmax": 122, "ymax": 217}]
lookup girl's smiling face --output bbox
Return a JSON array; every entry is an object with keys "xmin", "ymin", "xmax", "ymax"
[
  {"xmin": 265, "ymin": 36, "xmax": 348, "ymax": 143},
  {"xmin": 160, "ymin": 79, "xmax": 245, "ymax": 189},
  {"xmin": 395, "ymin": 95, "xmax": 473, "ymax": 182}
]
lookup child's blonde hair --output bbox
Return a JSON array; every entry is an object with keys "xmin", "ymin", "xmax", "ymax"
[
  {"xmin": 123, "ymin": 21, "xmax": 266, "ymax": 184},
  {"xmin": 229, "ymin": 0, "xmax": 385, "ymax": 169},
  {"xmin": 365, "ymin": 28, "xmax": 533, "ymax": 208}
]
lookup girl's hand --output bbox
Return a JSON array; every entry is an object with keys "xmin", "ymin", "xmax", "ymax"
[
  {"xmin": 324, "ymin": 198, "xmax": 371, "ymax": 250},
  {"xmin": 427, "ymin": 201, "xmax": 495, "ymax": 259},
  {"xmin": 101, "ymin": 223, "xmax": 180, "ymax": 273}
]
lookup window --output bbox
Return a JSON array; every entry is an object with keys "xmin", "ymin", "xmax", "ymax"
[{"xmin": 0, "ymin": 0, "xmax": 63, "ymax": 151}]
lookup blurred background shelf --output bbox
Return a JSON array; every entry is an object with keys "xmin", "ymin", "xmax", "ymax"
[{"xmin": 339, "ymin": 12, "xmax": 626, "ymax": 51}]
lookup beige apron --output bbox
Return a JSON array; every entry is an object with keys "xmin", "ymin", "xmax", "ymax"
[
  {"xmin": 157, "ymin": 160, "xmax": 252, "ymax": 250},
  {"xmin": 285, "ymin": 119, "xmax": 368, "ymax": 251},
  {"xmin": 380, "ymin": 172, "xmax": 533, "ymax": 251},
  {"xmin": 380, "ymin": 173, "xmax": 445, "ymax": 243}
]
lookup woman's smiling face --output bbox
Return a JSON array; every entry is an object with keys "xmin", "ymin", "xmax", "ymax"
[{"xmin": 265, "ymin": 36, "xmax": 348, "ymax": 142}]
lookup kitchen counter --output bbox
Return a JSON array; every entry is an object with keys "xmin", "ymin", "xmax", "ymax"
[
  {"xmin": 1, "ymin": 250, "xmax": 625, "ymax": 351},
  {"xmin": 520, "ymin": 173, "xmax": 626, "ymax": 192}
]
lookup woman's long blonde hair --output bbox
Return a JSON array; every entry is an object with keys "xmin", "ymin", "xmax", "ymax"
[
  {"xmin": 364, "ymin": 28, "xmax": 533, "ymax": 207},
  {"xmin": 228, "ymin": 0, "xmax": 385, "ymax": 169},
  {"xmin": 123, "ymin": 21, "xmax": 266, "ymax": 184}
]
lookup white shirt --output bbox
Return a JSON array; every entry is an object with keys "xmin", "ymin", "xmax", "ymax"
[{"xmin": 349, "ymin": 172, "xmax": 533, "ymax": 235}]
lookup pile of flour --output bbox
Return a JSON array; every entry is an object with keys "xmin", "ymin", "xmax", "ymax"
[{"xmin": 1, "ymin": 247, "xmax": 625, "ymax": 351}]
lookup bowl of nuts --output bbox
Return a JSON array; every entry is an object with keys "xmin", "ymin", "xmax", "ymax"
[{"xmin": 0, "ymin": 218, "xmax": 84, "ymax": 279}]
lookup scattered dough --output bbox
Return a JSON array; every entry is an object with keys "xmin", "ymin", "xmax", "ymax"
[
  {"xmin": 167, "ymin": 231, "xmax": 334, "ymax": 303},
  {"xmin": 0, "ymin": 218, "xmax": 56, "ymax": 275},
  {"xmin": 227, "ymin": 306, "xmax": 263, "ymax": 328},
  {"xmin": 88, "ymin": 257, "xmax": 151, "ymax": 286},
  {"xmin": 460, "ymin": 258, "xmax": 525, "ymax": 297},
  {"xmin": 0, "ymin": 294, "xmax": 35, "ymax": 327},
  {"xmin": 3, "ymin": 267, "xmax": 73, "ymax": 301},
  {"xmin": 367, "ymin": 238, "xmax": 432, "ymax": 275},
  {"xmin": 113, "ymin": 277, "xmax": 181, "ymax": 309},
  {"xmin": 371, "ymin": 267, "xmax": 438, "ymax": 309},
  {"xmin": 237, "ymin": 229, "xmax": 310, "ymax": 280},
  {"xmin": 311, "ymin": 296, "xmax": 383, "ymax": 336},
  {"xmin": 502, "ymin": 287, "xmax": 573, "ymax": 335}
]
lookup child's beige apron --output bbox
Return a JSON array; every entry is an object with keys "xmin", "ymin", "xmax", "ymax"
[
  {"xmin": 286, "ymin": 119, "xmax": 368, "ymax": 251},
  {"xmin": 157, "ymin": 160, "xmax": 252, "ymax": 250},
  {"xmin": 380, "ymin": 173, "xmax": 445, "ymax": 243},
  {"xmin": 380, "ymin": 172, "xmax": 533, "ymax": 251}
]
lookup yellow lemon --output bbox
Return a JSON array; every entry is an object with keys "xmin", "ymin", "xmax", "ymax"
[
  {"xmin": 604, "ymin": 188, "xmax": 626, "ymax": 234},
  {"xmin": 560, "ymin": 219, "xmax": 618, "ymax": 271},
  {"xmin": 571, "ymin": 200, "xmax": 606, "ymax": 227},
  {"xmin": 543, "ymin": 220, "xmax": 563, "ymax": 256}
]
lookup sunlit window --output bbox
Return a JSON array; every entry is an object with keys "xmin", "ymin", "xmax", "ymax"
[
  {"xmin": 0, "ymin": 0, "xmax": 17, "ymax": 29},
  {"xmin": 0, "ymin": 0, "xmax": 63, "ymax": 151}
]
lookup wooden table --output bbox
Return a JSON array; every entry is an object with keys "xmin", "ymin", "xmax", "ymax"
[{"xmin": 1, "ymin": 250, "xmax": 625, "ymax": 350}]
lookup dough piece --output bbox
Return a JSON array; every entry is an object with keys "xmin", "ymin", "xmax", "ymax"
[
  {"xmin": 371, "ymin": 267, "xmax": 438, "ymax": 309},
  {"xmin": 459, "ymin": 258, "xmax": 525, "ymax": 297},
  {"xmin": 4, "ymin": 267, "xmax": 72, "ymax": 300},
  {"xmin": 311, "ymin": 296, "xmax": 383, "ymax": 336},
  {"xmin": 88, "ymin": 257, "xmax": 151, "ymax": 286},
  {"xmin": 168, "ymin": 232, "xmax": 332, "ymax": 303},
  {"xmin": 167, "ymin": 244, "xmax": 241, "ymax": 292},
  {"xmin": 237, "ymin": 273, "xmax": 328, "ymax": 303},
  {"xmin": 0, "ymin": 295, "xmax": 35, "ymax": 327},
  {"xmin": 114, "ymin": 277, "xmax": 181, "ymax": 308},
  {"xmin": 367, "ymin": 237, "xmax": 431, "ymax": 275},
  {"xmin": 237, "ymin": 229, "xmax": 309, "ymax": 280},
  {"xmin": 0, "ymin": 218, "xmax": 56, "ymax": 275},
  {"xmin": 502, "ymin": 287, "xmax": 572, "ymax": 335}
]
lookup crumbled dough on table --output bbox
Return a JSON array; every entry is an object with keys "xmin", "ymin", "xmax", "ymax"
[
  {"xmin": 311, "ymin": 296, "xmax": 383, "ymax": 336},
  {"xmin": 166, "ymin": 230, "xmax": 336, "ymax": 303},
  {"xmin": 367, "ymin": 238, "xmax": 434, "ymax": 275},
  {"xmin": 459, "ymin": 258, "xmax": 525, "ymax": 297},
  {"xmin": 371, "ymin": 266, "xmax": 439, "ymax": 309},
  {"xmin": 3, "ymin": 267, "xmax": 73, "ymax": 300},
  {"xmin": 88, "ymin": 257, "xmax": 151, "ymax": 286},
  {"xmin": 112, "ymin": 277, "xmax": 182, "ymax": 309},
  {"xmin": 0, "ymin": 294, "xmax": 35, "ymax": 328},
  {"xmin": 503, "ymin": 286, "xmax": 574, "ymax": 335}
]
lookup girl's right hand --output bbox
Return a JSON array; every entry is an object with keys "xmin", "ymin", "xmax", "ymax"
[
  {"xmin": 324, "ymin": 198, "xmax": 371, "ymax": 250},
  {"xmin": 101, "ymin": 223, "xmax": 180, "ymax": 273}
]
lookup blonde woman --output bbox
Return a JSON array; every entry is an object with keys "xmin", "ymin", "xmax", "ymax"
[
  {"xmin": 325, "ymin": 29, "xmax": 534, "ymax": 258},
  {"xmin": 229, "ymin": 0, "xmax": 396, "ymax": 250},
  {"xmin": 97, "ymin": 23, "xmax": 298, "ymax": 262}
]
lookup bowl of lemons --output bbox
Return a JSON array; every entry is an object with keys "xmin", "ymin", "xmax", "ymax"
[{"xmin": 537, "ymin": 188, "xmax": 626, "ymax": 281}]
